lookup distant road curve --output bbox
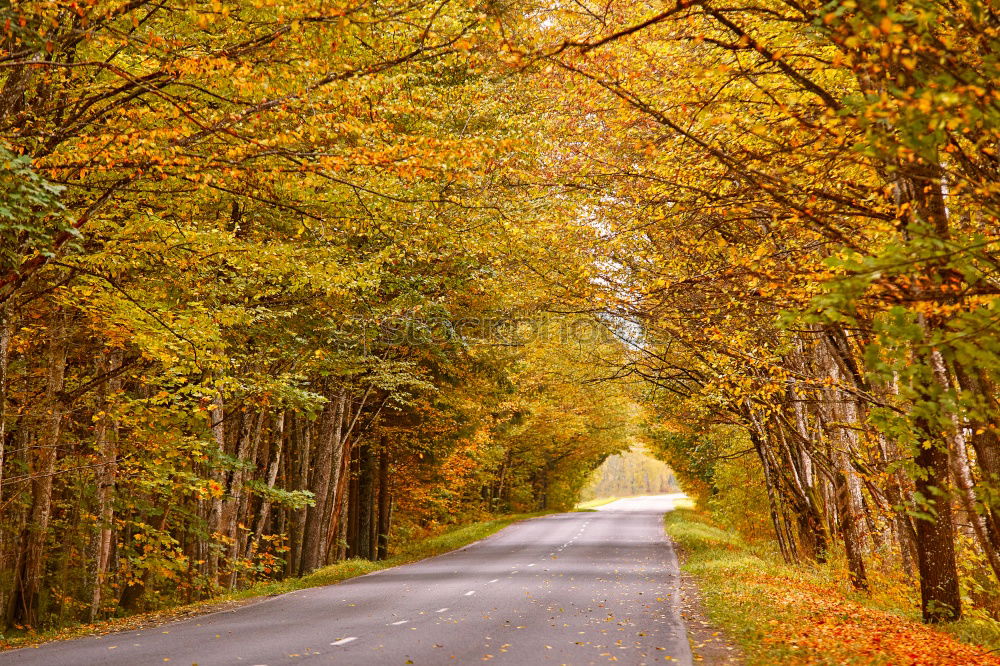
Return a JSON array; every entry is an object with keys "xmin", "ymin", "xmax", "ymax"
[{"xmin": 3, "ymin": 494, "xmax": 692, "ymax": 665}]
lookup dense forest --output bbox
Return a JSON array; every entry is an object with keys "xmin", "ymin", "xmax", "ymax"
[{"xmin": 2, "ymin": 0, "xmax": 999, "ymax": 641}]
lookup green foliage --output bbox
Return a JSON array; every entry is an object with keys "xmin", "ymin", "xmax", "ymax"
[{"xmin": 0, "ymin": 146, "xmax": 71, "ymax": 271}]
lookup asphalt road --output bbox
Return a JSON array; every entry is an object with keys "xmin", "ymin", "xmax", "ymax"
[{"xmin": 3, "ymin": 494, "xmax": 693, "ymax": 666}]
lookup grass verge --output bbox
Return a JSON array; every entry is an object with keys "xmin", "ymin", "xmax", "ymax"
[
  {"xmin": 665, "ymin": 507, "xmax": 1000, "ymax": 665},
  {"xmin": 574, "ymin": 496, "xmax": 620, "ymax": 511},
  {"xmin": 1, "ymin": 511, "xmax": 546, "ymax": 651}
]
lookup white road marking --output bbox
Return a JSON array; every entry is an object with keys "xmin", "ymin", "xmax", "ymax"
[
  {"xmin": 330, "ymin": 637, "xmax": 357, "ymax": 646},
  {"xmin": 436, "ymin": 607, "xmax": 449, "ymax": 613},
  {"xmin": 488, "ymin": 579, "xmax": 499, "ymax": 583},
  {"xmin": 391, "ymin": 620, "xmax": 409, "ymax": 625},
  {"xmin": 528, "ymin": 563, "xmax": 535, "ymax": 567},
  {"xmin": 464, "ymin": 590, "xmax": 476, "ymax": 596}
]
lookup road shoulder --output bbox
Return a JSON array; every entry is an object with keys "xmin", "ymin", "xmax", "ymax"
[{"xmin": 672, "ymin": 540, "xmax": 745, "ymax": 664}]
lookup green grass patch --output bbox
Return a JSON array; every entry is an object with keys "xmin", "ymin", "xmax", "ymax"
[
  {"xmin": 574, "ymin": 496, "xmax": 620, "ymax": 511},
  {"xmin": 1, "ymin": 511, "xmax": 546, "ymax": 651}
]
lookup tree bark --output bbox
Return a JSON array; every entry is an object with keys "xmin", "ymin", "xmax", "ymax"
[
  {"xmin": 290, "ymin": 415, "xmax": 311, "ymax": 576},
  {"xmin": 347, "ymin": 444, "xmax": 360, "ymax": 558},
  {"xmin": 301, "ymin": 389, "xmax": 345, "ymax": 572},
  {"xmin": 912, "ymin": 430, "xmax": 962, "ymax": 622},
  {"xmin": 206, "ymin": 393, "xmax": 227, "ymax": 583},
  {"xmin": 226, "ymin": 409, "xmax": 265, "ymax": 589},
  {"xmin": 376, "ymin": 445, "xmax": 391, "ymax": 561},
  {"xmin": 85, "ymin": 350, "xmax": 122, "ymax": 621},
  {"xmin": 9, "ymin": 316, "xmax": 67, "ymax": 626},
  {"xmin": 929, "ymin": 351, "xmax": 1000, "ymax": 582},
  {"xmin": 245, "ymin": 412, "xmax": 285, "ymax": 564},
  {"xmin": 0, "ymin": 305, "xmax": 10, "ymax": 507},
  {"xmin": 356, "ymin": 441, "xmax": 375, "ymax": 560},
  {"xmin": 951, "ymin": 364, "xmax": 1000, "ymax": 553}
]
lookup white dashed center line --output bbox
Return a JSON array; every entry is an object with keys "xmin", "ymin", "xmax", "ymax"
[
  {"xmin": 488, "ymin": 579, "xmax": 499, "ymax": 583},
  {"xmin": 436, "ymin": 607, "xmax": 449, "ymax": 613},
  {"xmin": 527, "ymin": 563, "xmax": 535, "ymax": 567},
  {"xmin": 330, "ymin": 637, "xmax": 357, "ymax": 646},
  {"xmin": 464, "ymin": 590, "xmax": 476, "ymax": 596},
  {"xmin": 391, "ymin": 620, "xmax": 409, "ymax": 625}
]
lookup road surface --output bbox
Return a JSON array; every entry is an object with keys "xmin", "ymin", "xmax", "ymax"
[{"xmin": 3, "ymin": 494, "xmax": 692, "ymax": 665}]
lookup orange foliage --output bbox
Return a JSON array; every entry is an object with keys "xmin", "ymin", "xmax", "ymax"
[{"xmin": 754, "ymin": 574, "xmax": 999, "ymax": 665}]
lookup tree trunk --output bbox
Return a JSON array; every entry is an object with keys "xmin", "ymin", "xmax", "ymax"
[
  {"xmin": 245, "ymin": 412, "xmax": 285, "ymax": 563},
  {"xmin": 951, "ymin": 364, "xmax": 1000, "ymax": 553},
  {"xmin": 226, "ymin": 409, "xmax": 265, "ymax": 589},
  {"xmin": 0, "ymin": 305, "xmax": 10, "ymax": 506},
  {"xmin": 356, "ymin": 441, "xmax": 375, "ymax": 560},
  {"xmin": 9, "ymin": 316, "xmax": 67, "ymax": 626},
  {"xmin": 877, "ymin": 433, "xmax": 920, "ymax": 578},
  {"xmin": 291, "ymin": 416, "xmax": 311, "ymax": 576},
  {"xmin": 85, "ymin": 350, "xmax": 122, "ymax": 621},
  {"xmin": 330, "ymin": 434, "xmax": 355, "ymax": 562},
  {"xmin": 301, "ymin": 389, "xmax": 345, "ymax": 572},
  {"xmin": 928, "ymin": 351, "xmax": 1000, "ymax": 583},
  {"xmin": 749, "ymin": 429, "xmax": 796, "ymax": 563},
  {"xmin": 912, "ymin": 429, "xmax": 962, "ymax": 622},
  {"xmin": 834, "ymin": 451, "xmax": 870, "ymax": 592},
  {"xmin": 206, "ymin": 393, "xmax": 227, "ymax": 583},
  {"xmin": 814, "ymin": 333, "xmax": 870, "ymax": 588},
  {"xmin": 376, "ymin": 445, "xmax": 391, "ymax": 561}
]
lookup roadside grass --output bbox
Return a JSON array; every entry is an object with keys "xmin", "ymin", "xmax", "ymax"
[
  {"xmin": 665, "ymin": 507, "xmax": 1000, "ymax": 665},
  {"xmin": 0, "ymin": 511, "xmax": 546, "ymax": 651},
  {"xmin": 574, "ymin": 496, "xmax": 620, "ymax": 511}
]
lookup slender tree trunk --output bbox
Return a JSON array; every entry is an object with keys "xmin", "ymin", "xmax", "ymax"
[
  {"xmin": 376, "ymin": 445, "xmax": 391, "ymax": 561},
  {"xmin": 0, "ymin": 305, "xmax": 10, "ymax": 506},
  {"xmin": 814, "ymin": 334, "xmax": 870, "ymax": 588},
  {"xmin": 226, "ymin": 410, "xmax": 265, "ymax": 589},
  {"xmin": 834, "ymin": 449, "xmax": 870, "ymax": 592},
  {"xmin": 749, "ymin": 429, "xmax": 796, "ymax": 563},
  {"xmin": 10, "ymin": 316, "xmax": 67, "ymax": 626},
  {"xmin": 356, "ymin": 441, "xmax": 375, "ymax": 560},
  {"xmin": 928, "ymin": 351, "xmax": 1000, "ymax": 582},
  {"xmin": 322, "ymin": 405, "xmax": 349, "ymax": 564},
  {"xmin": 347, "ymin": 445, "xmax": 360, "ymax": 558},
  {"xmin": 206, "ymin": 394, "xmax": 227, "ymax": 583},
  {"xmin": 330, "ymin": 435, "xmax": 355, "ymax": 562},
  {"xmin": 778, "ymin": 408, "xmax": 828, "ymax": 563},
  {"xmin": 245, "ymin": 412, "xmax": 285, "ymax": 564},
  {"xmin": 301, "ymin": 389, "xmax": 345, "ymax": 572},
  {"xmin": 85, "ymin": 351, "xmax": 122, "ymax": 621},
  {"xmin": 291, "ymin": 416, "xmax": 311, "ymax": 576},
  {"xmin": 877, "ymin": 433, "xmax": 920, "ymax": 578},
  {"xmin": 951, "ymin": 365, "xmax": 1000, "ymax": 553}
]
